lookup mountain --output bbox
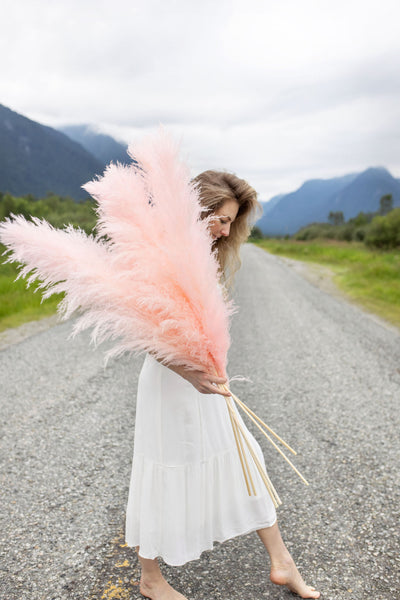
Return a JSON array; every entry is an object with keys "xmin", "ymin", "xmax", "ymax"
[
  {"xmin": 258, "ymin": 168, "xmax": 400, "ymax": 236},
  {"xmin": 257, "ymin": 174, "xmax": 358, "ymax": 235},
  {"xmin": 260, "ymin": 194, "xmax": 285, "ymax": 216},
  {"xmin": 59, "ymin": 124, "xmax": 128, "ymax": 165},
  {"xmin": 0, "ymin": 104, "xmax": 104, "ymax": 200},
  {"xmin": 319, "ymin": 167, "xmax": 400, "ymax": 220}
]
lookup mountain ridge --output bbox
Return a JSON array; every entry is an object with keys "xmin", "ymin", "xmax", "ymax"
[
  {"xmin": 0, "ymin": 104, "xmax": 104, "ymax": 200},
  {"xmin": 59, "ymin": 124, "xmax": 128, "ymax": 165},
  {"xmin": 257, "ymin": 167, "xmax": 400, "ymax": 235}
]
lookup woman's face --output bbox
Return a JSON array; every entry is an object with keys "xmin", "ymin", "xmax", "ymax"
[{"xmin": 208, "ymin": 199, "xmax": 239, "ymax": 241}]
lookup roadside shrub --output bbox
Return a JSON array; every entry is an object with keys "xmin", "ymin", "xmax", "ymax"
[
  {"xmin": 354, "ymin": 227, "xmax": 366, "ymax": 241},
  {"xmin": 0, "ymin": 194, "xmax": 16, "ymax": 220},
  {"xmin": 249, "ymin": 225, "xmax": 263, "ymax": 240},
  {"xmin": 294, "ymin": 223, "xmax": 334, "ymax": 240},
  {"xmin": 348, "ymin": 212, "xmax": 373, "ymax": 227},
  {"xmin": 365, "ymin": 208, "xmax": 400, "ymax": 249},
  {"xmin": 336, "ymin": 225, "xmax": 354, "ymax": 242}
]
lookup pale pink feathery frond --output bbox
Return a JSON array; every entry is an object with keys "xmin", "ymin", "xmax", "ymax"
[
  {"xmin": 0, "ymin": 214, "xmax": 225, "ymax": 371},
  {"xmin": 83, "ymin": 127, "xmax": 235, "ymax": 371},
  {"xmin": 0, "ymin": 127, "xmax": 234, "ymax": 376}
]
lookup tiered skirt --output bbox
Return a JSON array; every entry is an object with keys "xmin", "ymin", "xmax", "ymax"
[{"xmin": 125, "ymin": 353, "xmax": 276, "ymax": 566}]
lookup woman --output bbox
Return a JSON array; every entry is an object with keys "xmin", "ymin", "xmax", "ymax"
[{"xmin": 125, "ymin": 171, "xmax": 320, "ymax": 599}]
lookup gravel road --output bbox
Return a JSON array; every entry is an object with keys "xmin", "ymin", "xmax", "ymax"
[{"xmin": 1, "ymin": 243, "xmax": 399, "ymax": 600}]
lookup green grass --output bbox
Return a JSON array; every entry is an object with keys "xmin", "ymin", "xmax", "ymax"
[
  {"xmin": 0, "ymin": 195, "xmax": 97, "ymax": 333},
  {"xmin": 0, "ymin": 246, "xmax": 62, "ymax": 332},
  {"xmin": 252, "ymin": 238, "xmax": 400, "ymax": 328}
]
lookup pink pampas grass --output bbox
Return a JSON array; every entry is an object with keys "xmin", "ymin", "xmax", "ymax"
[
  {"xmin": 0, "ymin": 128, "xmax": 233, "ymax": 375},
  {"xmin": 0, "ymin": 127, "xmax": 308, "ymax": 504}
]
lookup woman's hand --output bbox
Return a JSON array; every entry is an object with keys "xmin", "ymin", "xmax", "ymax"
[{"xmin": 168, "ymin": 364, "xmax": 232, "ymax": 397}]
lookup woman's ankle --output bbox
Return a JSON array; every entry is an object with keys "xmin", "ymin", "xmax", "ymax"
[
  {"xmin": 270, "ymin": 550, "xmax": 294, "ymax": 569},
  {"xmin": 137, "ymin": 551, "xmax": 164, "ymax": 586},
  {"xmin": 140, "ymin": 574, "xmax": 165, "ymax": 591}
]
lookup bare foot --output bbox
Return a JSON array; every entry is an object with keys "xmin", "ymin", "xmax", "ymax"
[
  {"xmin": 270, "ymin": 557, "xmax": 320, "ymax": 599},
  {"xmin": 140, "ymin": 575, "xmax": 188, "ymax": 600}
]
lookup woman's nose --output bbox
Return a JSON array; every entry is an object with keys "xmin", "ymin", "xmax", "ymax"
[{"xmin": 221, "ymin": 224, "xmax": 230, "ymax": 236}]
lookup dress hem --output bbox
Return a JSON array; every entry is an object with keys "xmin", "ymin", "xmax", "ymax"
[{"xmin": 126, "ymin": 515, "xmax": 277, "ymax": 566}]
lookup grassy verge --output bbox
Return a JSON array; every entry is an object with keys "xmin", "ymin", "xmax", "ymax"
[
  {"xmin": 0, "ymin": 245, "xmax": 62, "ymax": 333},
  {"xmin": 0, "ymin": 196, "xmax": 96, "ymax": 333},
  {"xmin": 252, "ymin": 238, "xmax": 400, "ymax": 328}
]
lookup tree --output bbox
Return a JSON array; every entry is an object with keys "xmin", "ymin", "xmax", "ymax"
[
  {"xmin": 379, "ymin": 194, "xmax": 393, "ymax": 216},
  {"xmin": 348, "ymin": 212, "xmax": 370, "ymax": 227},
  {"xmin": 0, "ymin": 194, "xmax": 16, "ymax": 220},
  {"xmin": 249, "ymin": 226, "xmax": 263, "ymax": 240},
  {"xmin": 24, "ymin": 193, "xmax": 37, "ymax": 203},
  {"xmin": 365, "ymin": 208, "xmax": 400, "ymax": 249},
  {"xmin": 328, "ymin": 211, "xmax": 344, "ymax": 226}
]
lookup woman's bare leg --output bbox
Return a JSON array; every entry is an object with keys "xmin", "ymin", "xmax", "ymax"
[
  {"xmin": 257, "ymin": 523, "xmax": 320, "ymax": 599},
  {"xmin": 136, "ymin": 547, "xmax": 188, "ymax": 600}
]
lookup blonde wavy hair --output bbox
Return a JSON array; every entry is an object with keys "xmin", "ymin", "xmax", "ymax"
[{"xmin": 192, "ymin": 170, "xmax": 262, "ymax": 288}]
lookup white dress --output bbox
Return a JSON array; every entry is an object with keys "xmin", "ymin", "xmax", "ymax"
[{"xmin": 125, "ymin": 353, "xmax": 277, "ymax": 566}]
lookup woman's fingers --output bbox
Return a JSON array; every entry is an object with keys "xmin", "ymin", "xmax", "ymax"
[
  {"xmin": 209, "ymin": 375, "xmax": 231, "ymax": 396},
  {"xmin": 200, "ymin": 384, "xmax": 230, "ymax": 396},
  {"xmin": 180, "ymin": 368, "xmax": 231, "ymax": 396},
  {"xmin": 214, "ymin": 386, "xmax": 232, "ymax": 397},
  {"xmin": 209, "ymin": 374, "xmax": 228, "ymax": 384},
  {"xmin": 201, "ymin": 373, "xmax": 231, "ymax": 396},
  {"xmin": 206, "ymin": 381, "xmax": 231, "ymax": 396}
]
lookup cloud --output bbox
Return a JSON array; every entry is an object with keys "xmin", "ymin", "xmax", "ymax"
[{"xmin": 1, "ymin": 0, "xmax": 399, "ymax": 199}]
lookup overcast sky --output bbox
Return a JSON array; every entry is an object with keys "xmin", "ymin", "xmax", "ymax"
[{"xmin": 1, "ymin": 0, "xmax": 399, "ymax": 200}]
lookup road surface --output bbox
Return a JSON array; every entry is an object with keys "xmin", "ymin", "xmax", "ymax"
[{"xmin": 0, "ymin": 243, "xmax": 399, "ymax": 599}]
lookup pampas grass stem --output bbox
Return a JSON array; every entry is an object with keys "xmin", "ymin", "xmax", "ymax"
[
  {"xmin": 231, "ymin": 392, "xmax": 297, "ymax": 455},
  {"xmin": 228, "ymin": 390, "xmax": 309, "ymax": 486},
  {"xmin": 225, "ymin": 400, "xmax": 282, "ymax": 508},
  {"xmin": 234, "ymin": 409, "xmax": 256, "ymax": 496},
  {"xmin": 226, "ymin": 397, "xmax": 253, "ymax": 496}
]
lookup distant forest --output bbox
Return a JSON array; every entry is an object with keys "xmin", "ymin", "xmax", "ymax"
[
  {"xmin": 251, "ymin": 194, "xmax": 400, "ymax": 250},
  {"xmin": 0, "ymin": 192, "xmax": 97, "ymax": 234}
]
